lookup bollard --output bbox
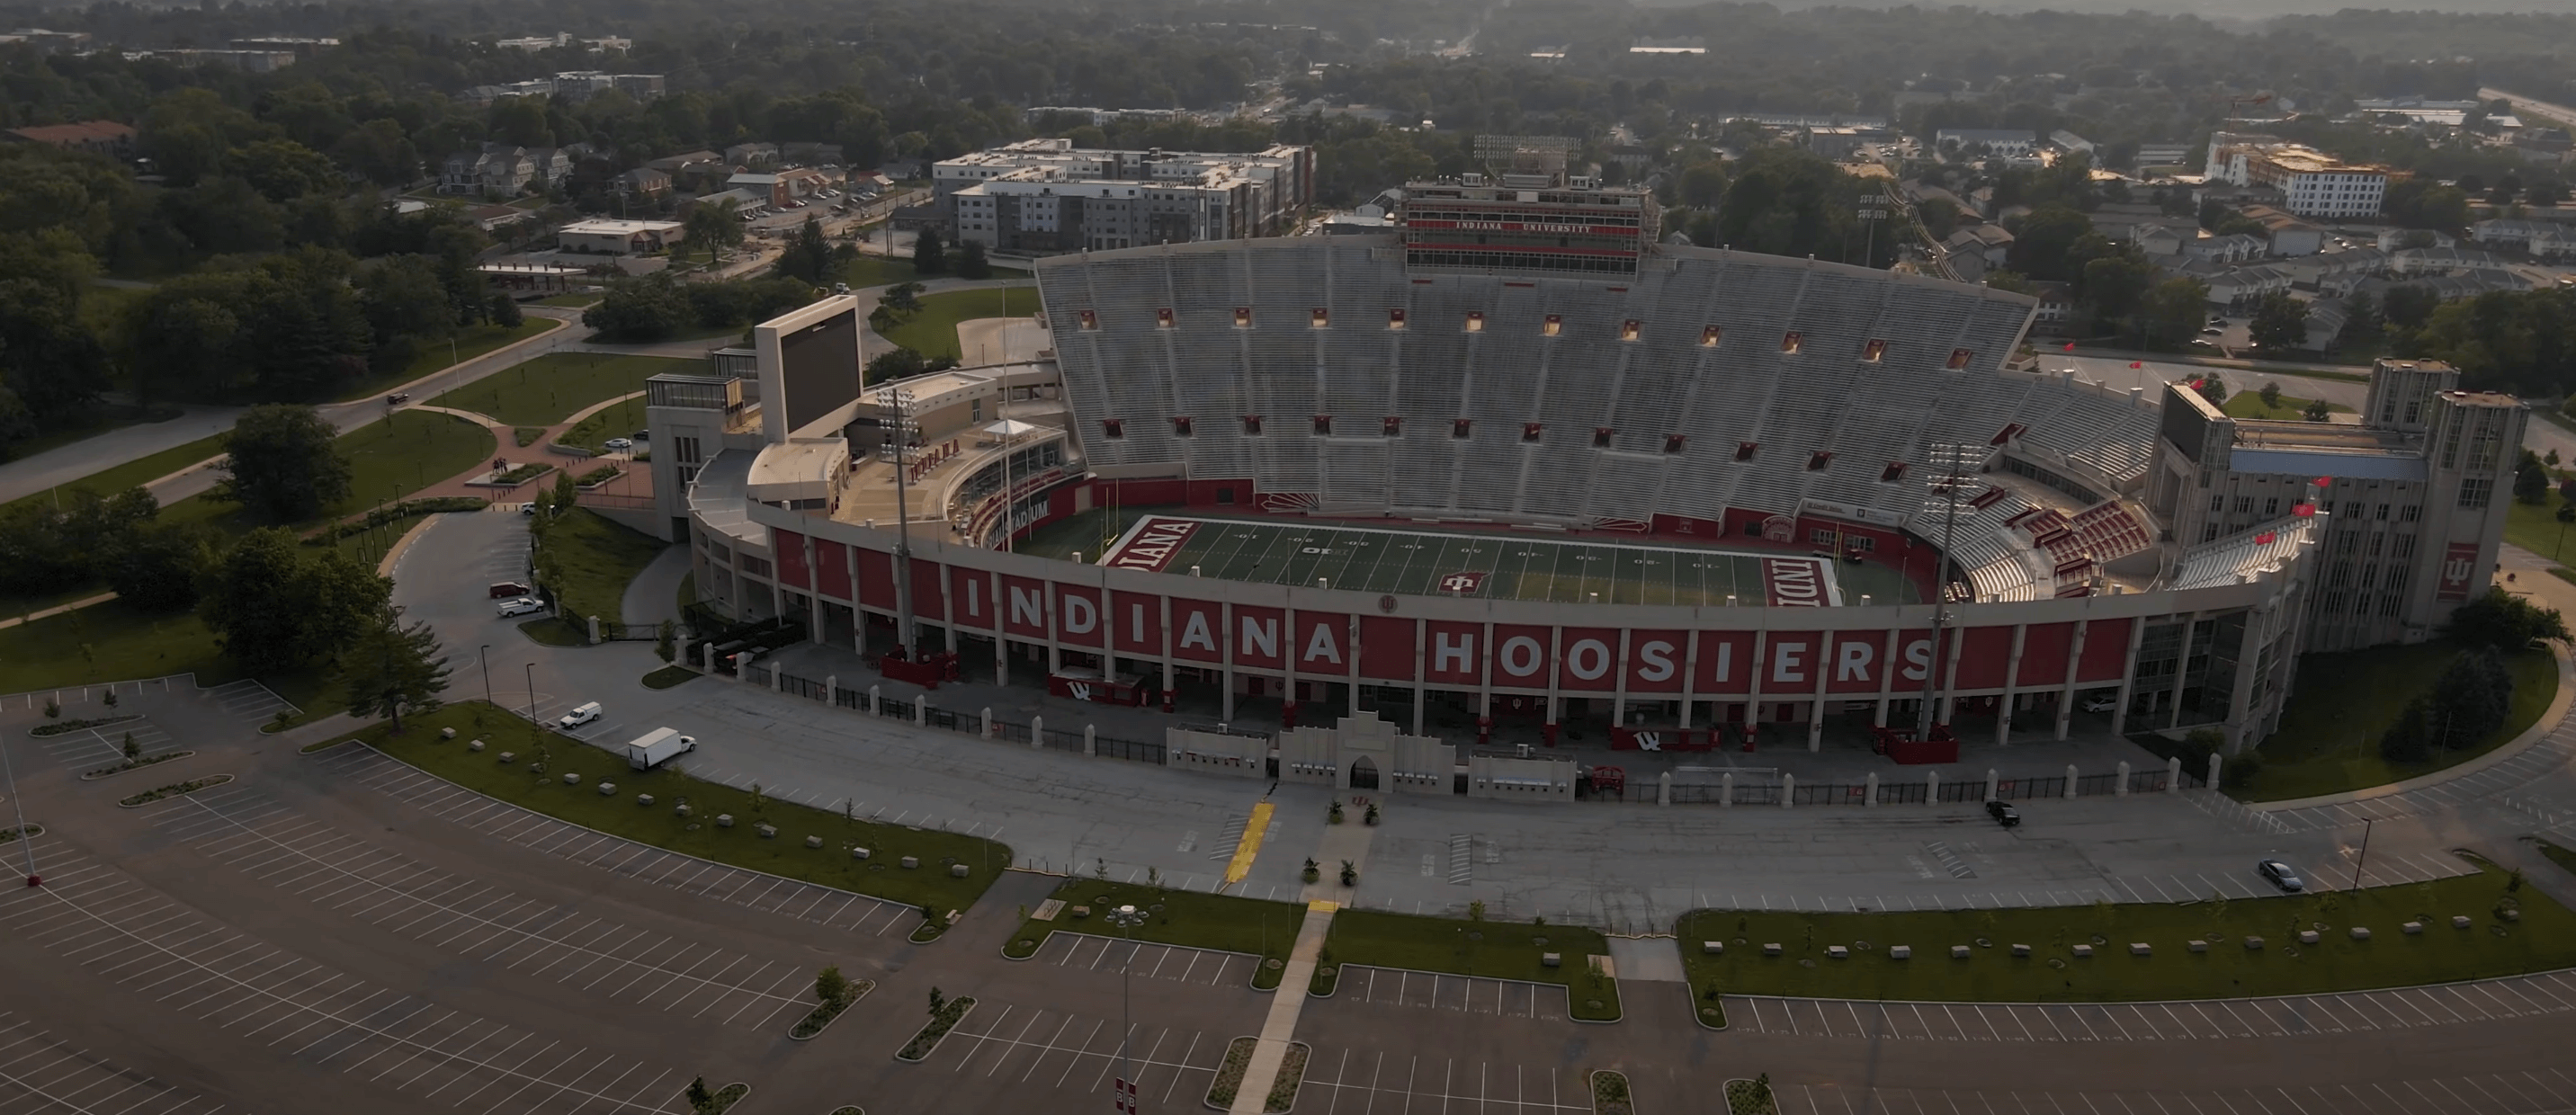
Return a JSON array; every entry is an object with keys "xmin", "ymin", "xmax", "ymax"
[
  {"xmin": 916, "ymin": 698, "xmax": 926, "ymax": 726},
  {"xmin": 2207, "ymin": 752, "xmax": 2223, "ymax": 790},
  {"xmin": 1781, "ymin": 772, "xmax": 1794, "ymax": 808},
  {"xmin": 826, "ymin": 675, "xmax": 836, "ymax": 706},
  {"xmin": 1083, "ymin": 725, "xmax": 1096, "ymax": 756},
  {"xmin": 774, "ymin": 665, "xmax": 784, "ymax": 692},
  {"xmin": 1721, "ymin": 772, "xmax": 1733, "ymax": 807},
  {"xmin": 1031, "ymin": 715, "xmax": 1044, "ymax": 749},
  {"xmin": 2063, "ymin": 763, "xmax": 2077, "ymax": 799},
  {"xmin": 1865, "ymin": 772, "xmax": 1878, "ymax": 807},
  {"xmin": 1657, "ymin": 771, "xmax": 1671, "ymax": 806},
  {"xmin": 2115, "ymin": 760, "xmax": 2131, "ymax": 797},
  {"xmin": 983, "ymin": 707, "xmax": 996, "ymax": 740},
  {"xmin": 2166, "ymin": 755, "xmax": 2181, "ymax": 793},
  {"xmin": 868, "ymin": 684, "xmax": 880, "ymax": 714},
  {"xmin": 587, "ymin": 615, "xmax": 601, "ymax": 645},
  {"xmin": 1985, "ymin": 768, "xmax": 1999, "ymax": 802},
  {"xmin": 1926, "ymin": 769, "xmax": 1939, "ymax": 806}
]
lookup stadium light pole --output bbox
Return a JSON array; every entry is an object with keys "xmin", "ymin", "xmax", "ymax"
[
  {"xmin": 877, "ymin": 385, "xmax": 918, "ymax": 653},
  {"xmin": 1105, "ymin": 903, "xmax": 1147, "ymax": 1106},
  {"xmin": 1917, "ymin": 442, "xmax": 1977, "ymax": 737},
  {"xmin": 3, "ymin": 728, "xmax": 37, "ymax": 886}
]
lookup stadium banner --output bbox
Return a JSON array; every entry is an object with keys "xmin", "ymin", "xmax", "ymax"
[
  {"xmin": 1763, "ymin": 630, "xmax": 1825, "ymax": 688},
  {"xmin": 1798, "ymin": 498, "xmax": 1906, "ymax": 529},
  {"xmin": 1422, "ymin": 620, "xmax": 1486, "ymax": 685},
  {"xmin": 1233, "ymin": 604, "xmax": 1288, "ymax": 669},
  {"xmin": 1112, "ymin": 591, "xmax": 1164, "ymax": 655},
  {"xmin": 1052, "ymin": 582, "xmax": 1104, "ymax": 647},
  {"xmin": 1694, "ymin": 629, "xmax": 1758, "ymax": 694},
  {"xmin": 1490, "ymin": 624, "xmax": 1554, "ymax": 686},
  {"xmin": 1951, "ymin": 627, "xmax": 2016, "ymax": 690},
  {"xmin": 1623, "ymin": 629, "xmax": 1688, "ymax": 693},
  {"xmin": 774, "ymin": 529, "xmax": 811, "ymax": 590},
  {"xmin": 2435, "ymin": 541, "xmax": 2480, "ymax": 602},
  {"xmin": 1762, "ymin": 557, "xmax": 1833, "ymax": 607},
  {"xmin": 1827, "ymin": 630, "xmax": 1890, "ymax": 693},
  {"xmin": 1359, "ymin": 617, "xmax": 1416, "ymax": 679},
  {"xmin": 950, "ymin": 566, "xmax": 993, "ymax": 628},
  {"xmin": 1100, "ymin": 515, "xmax": 1202, "ymax": 574},
  {"xmin": 1555, "ymin": 627, "xmax": 1623, "ymax": 691},
  {"xmin": 814, "ymin": 539, "xmax": 852, "ymax": 601},
  {"xmin": 2015, "ymin": 621, "xmax": 2076, "ymax": 688},
  {"xmin": 1169, "ymin": 598, "xmax": 1226, "ymax": 663},
  {"xmin": 1000, "ymin": 575, "xmax": 1051, "ymax": 638}
]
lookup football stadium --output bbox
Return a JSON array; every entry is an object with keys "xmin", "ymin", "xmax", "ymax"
[{"xmin": 647, "ymin": 164, "xmax": 2522, "ymax": 765}]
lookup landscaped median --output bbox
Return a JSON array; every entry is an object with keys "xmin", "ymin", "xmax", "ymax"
[
  {"xmin": 1675, "ymin": 859, "xmax": 2575, "ymax": 1004},
  {"xmin": 345, "ymin": 702, "xmax": 1010, "ymax": 923},
  {"xmin": 1001, "ymin": 879, "xmax": 1305, "ymax": 989},
  {"xmin": 1311, "ymin": 908, "xmax": 1623, "ymax": 1022}
]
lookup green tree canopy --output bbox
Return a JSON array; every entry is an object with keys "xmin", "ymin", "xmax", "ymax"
[
  {"xmin": 335, "ymin": 604, "xmax": 452, "ymax": 732},
  {"xmin": 218, "ymin": 404, "xmax": 352, "ymax": 522}
]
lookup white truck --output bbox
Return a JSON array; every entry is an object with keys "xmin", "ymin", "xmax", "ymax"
[{"xmin": 624, "ymin": 727, "xmax": 696, "ymax": 771}]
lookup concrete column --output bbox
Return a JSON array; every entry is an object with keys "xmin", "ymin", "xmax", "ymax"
[
  {"xmin": 1721, "ymin": 772, "xmax": 1733, "ymax": 807},
  {"xmin": 1221, "ymin": 601, "xmax": 1236, "ymax": 722},
  {"xmin": 1411, "ymin": 618, "xmax": 1427, "ymax": 736},
  {"xmin": 990, "ymin": 570, "xmax": 1008, "ymax": 686},
  {"xmin": 1657, "ymin": 771, "xmax": 1671, "ymax": 806},
  {"xmin": 1781, "ymin": 772, "xmax": 1794, "ymax": 808},
  {"xmin": 1348, "ymin": 613, "xmax": 1362, "ymax": 718},
  {"xmin": 983, "ymin": 707, "xmax": 996, "ymax": 739},
  {"xmin": 1938, "ymin": 626, "xmax": 1964, "ymax": 725},
  {"xmin": 1678, "ymin": 631, "xmax": 1699, "ymax": 730},
  {"xmin": 849, "ymin": 544, "xmax": 865, "ymax": 655},
  {"xmin": 1874, "ymin": 627, "xmax": 1899, "ymax": 728},
  {"xmin": 772, "ymin": 662, "xmax": 783, "ymax": 691},
  {"xmin": 1745, "ymin": 631, "xmax": 1767, "ymax": 746},
  {"xmin": 2207, "ymin": 752, "xmax": 2223, "ymax": 789},
  {"xmin": 1543, "ymin": 625, "xmax": 1563, "ymax": 736},
  {"xmin": 868, "ymin": 684, "xmax": 880, "ymax": 712},
  {"xmin": 1032, "ymin": 714, "xmax": 1043, "ymax": 749},
  {"xmin": 915, "ymin": 697, "xmax": 926, "ymax": 725},
  {"xmin": 942, "ymin": 565, "xmax": 960, "ymax": 655},
  {"xmin": 2116, "ymin": 760, "xmax": 2132, "ymax": 796},
  {"xmin": 2166, "ymin": 755, "xmax": 2181, "ymax": 792},
  {"xmin": 2108, "ymin": 616, "xmax": 2147, "ymax": 737},
  {"xmin": 825, "ymin": 674, "xmax": 836, "ymax": 706},
  {"xmin": 1808, "ymin": 635, "xmax": 1829, "ymax": 752},
  {"xmin": 2165, "ymin": 614, "xmax": 2199, "ymax": 732},
  {"xmin": 1984, "ymin": 768, "xmax": 1999, "ymax": 802},
  {"xmin": 587, "ymin": 615, "xmax": 601, "ymax": 644},
  {"xmin": 1865, "ymin": 772, "xmax": 1879, "ymax": 807},
  {"xmin": 2063, "ymin": 763, "xmax": 2078, "ymax": 799},
  {"xmin": 702, "ymin": 641, "xmax": 717, "ymax": 671},
  {"xmin": 1160, "ymin": 593, "xmax": 1176, "ymax": 715},
  {"xmin": 1996, "ymin": 624, "xmax": 2026, "ymax": 745},
  {"xmin": 2055, "ymin": 620, "xmax": 2087, "ymax": 741},
  {"xmin": 1084, "ymin": 725, "xmax": 1096, "ymax": 756},
  {"xmin": 1925, "ymin": 769, "xmax": 1939, "ymax": 806}
]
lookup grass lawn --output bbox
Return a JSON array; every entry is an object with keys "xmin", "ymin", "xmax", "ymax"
[
  {"xmin": 560, "ymin": 395, "xmax": 648, "ymax": 452},
  {"xmin": 161, "ymin": 411, "xmax": 497, "ymax": 540},
  {"xmin": 1001, "ymin": 880, "xmax": 1306, "ymax": 989},
  {"xmin": 353, "ymin": 701, "xmax": 1010, "ymax": 913},
  {"xmin": 536, "ymin": 506, "xmax": 669, "ymax": 626},
  {"xmin": 1677, "ymin": 860, "xmax": 2572, "ymax": 1002},
  {"xmin": 2221, "ymin": 390, "xmax": 2353, "ymax": 422},
  {"xmin": 880, "ymin": 288, "xmax": 1042, "ymax": 361},
  {"xmin": 2237, "ymin": 642, "xmax": 2556, "ymax": 801},
  {"xmin": 0, "ymin": 599, "xmax": 232, "ymax": 693},
  {"xmin": 840, "ymin": 256, "xmax": 1028, "ymax": 290},
  {"xmin": 2504, "ymin": 497, "xmax": 2576, "ymax": 565},
  {"xmin": 332, "ymin": 319, "xmax": 559, "ymax": 403},
  {"xmin": 428, "ymin": 352, "xmax": 704, "ymax": 428},
  {"xmin": 1318, "ymin": 909, "xmax": 1621, "ymax": 1021},
  {"xmin": 533, "ymin": 292, "xmax": 601, "ymax": 308},
  {"xmin": 2537, "ymin": 838, "xmax": 2576, "ymax": 879},
  {"xmin": 1, "ymin": 432, "xmax": 230, "ymax": 517}
]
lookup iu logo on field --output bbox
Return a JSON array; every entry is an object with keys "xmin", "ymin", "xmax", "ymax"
[{"xmin": 1438, "ymin": 571, "xmax": 1486, "ymax": 595}]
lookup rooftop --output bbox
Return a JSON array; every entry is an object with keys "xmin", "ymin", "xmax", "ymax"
[{"xmin": 559, "ymin": 219, "xmax": 683, "ymax": 235}]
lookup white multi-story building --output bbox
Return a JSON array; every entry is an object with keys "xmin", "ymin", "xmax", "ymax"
[
  {"xmin": 2203, "ymin": 133, "xmax": 2389, "ymax": 219},
  {"xmin": 931, "ymin": 138, "xmax": 1312, "ymax": 254}
]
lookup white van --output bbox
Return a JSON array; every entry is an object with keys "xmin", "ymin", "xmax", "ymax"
[{"xmin": 557, "ymin": 701, "xmax": 603, "ymax": 729}]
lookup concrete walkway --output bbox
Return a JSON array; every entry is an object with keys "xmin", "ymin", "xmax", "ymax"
[
  {"xmin": 0, "ymin": 592, "xmax": 116, "ymax": 630},
  {"xmin": 0, "ymin": 403, "xmax": 244, "ymax": 506},
  {"xmin": 621, "ymin": 546, "xmax": 693, "ymax": 629},
  {"xmin": 1228, "ymin": 902, "xmax": 1336, "ymax": 1115}
]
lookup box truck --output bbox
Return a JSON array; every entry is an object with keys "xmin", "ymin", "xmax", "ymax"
[{"xmin": 624, "ymin": 727, "xmax": 696, "ymax": 771}]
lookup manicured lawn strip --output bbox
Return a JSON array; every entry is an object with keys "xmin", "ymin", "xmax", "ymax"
[
  {"xmin": 357, "ymin": 701, "xmax": 1008, "ymax": 911},
  {"xmin": 1001, "ymin": 880, "xmax": 1304, "ymax": 987},
  {"xmin": 0, "ymin": 599, "xmax": 234, "ymax": 693},
  {"xmin": 840, "ymin": 256, "xmax": 1027, "ymax": 290},
  {"xmin": 1, "ymin": 431, "xmax": 229, "ymax": 516},
  {"xmin": 429, "ymin": 352, "xmax": 705, "ymax": 428},
  {"xmin": 642, "ymin": 665, "xmax": 699, "ymax": 689},
  {"xmin": 160, "ymin": 411, "xmax": 498, "ymax": 540},
  {"xmin": 1319, "ymin": 909, "xmax": 1620, "ymax": 1020},
  {"xmin": 533, "ymin": 293, "xmax": 601, "ymax": 308},
  {"xmin": 2537, "ymin": 838, "xmax": 2576, "ymax": 879},
  {"xmin": 560, "ymin": 395, "xmax": 648, "ymax": 452},
  {"xmin": 896, "ymin": 997, "xmax": 975, "ymax": 1060},
  {"xmin": 539, "ymin": 506, "xmax": 669, "ymax": 627},
  {"xmin": 335, "ymin": 318, "xmax": 559, "ymax": 403},
  {"xmin": 2506, "ymin": 496, "xmax": 2576, "ymax": 565},
  {"xmin": 2220, "ymin": 390, "xmax": 2352, "ymax": 421},
  {"xmin": 2238, "ymin": 642, "xmax": 2554, "ymax": 801},
  {"xmin": 1676, "ymin": 861, "xmax": 2574, "ymax": 1002},
  {"xmin": 880, "ymin": 288, "xmax": 1042, "ymax": 361}
]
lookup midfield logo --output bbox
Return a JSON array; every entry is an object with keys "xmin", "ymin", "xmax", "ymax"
[{"xmin": 1437, "ymin": 570, "xmax": 1486, "ymax": 595}]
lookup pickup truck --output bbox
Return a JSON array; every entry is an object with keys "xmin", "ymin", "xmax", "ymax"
[{"xmin": 624, "ymin": 727, "xmax": 696, "ymax": 771}]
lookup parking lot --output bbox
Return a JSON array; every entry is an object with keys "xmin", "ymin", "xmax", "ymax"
[
  {"xmin": 1291, "ymin": 1048, "xmax": 1591, "ymax": 1113},
  {"xmin": 911, "ymin": 1002, "xmax": 1227, "ymax": 1107},
  {"xmin": 0, "ymin": 1011, "xmax": 228, "ymax": 1115},
  {"xmin": 147, "ymin": 785, "xmax": 816, "ymax": 1030},
  {"xmin": 38, "ymin": 718, "xmax": 179, "ymax": 770},
  {"xmin": 1725, "ymin": 967, "xmax": 2576, "ymax": 1042},
  {"xmin": 1030, "ymin": 932, "xmax": 1258, "ymax": 990},
  {"xmin": 0, "ymin": 834, "xmax": 687, "ymax": 1115},
  {"xmin": 316, "ymin": 744, "xmax": 923, "ymax": 936},
  {"xmin": 1328, "ymin": 966, "xmax": 1568, "ymax": 1020},
  {"xmin": 1761, "ymin": 1072, "xmax": 2576, "ymax": 1115}
]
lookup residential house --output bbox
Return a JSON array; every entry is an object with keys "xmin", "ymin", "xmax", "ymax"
[
  {"xmin": 4, "ymin": 120, "xmax": 136, "ymax": 157},
  {"xmin": 2390, "ymin": 246, "xmax": 2509, "ymax": 277},
  {"xmin": 2375, "ymin": 227, "xmax": 2455, "ymax": 252},
  {"xmin": 2030, "ymin": 281, "xmax": 2077, "ymax": 334},
  {"xmin": 614, "ymin": 167, "xmax": 673, "ymax": 199},
  {"xmin": 1935, "ymin": 129, "xmax": 2037, "ymax": 158},
  {"xmin": 2086, "ymin": 202, "xmax": 2176, "ymax": 243},
  {"xmin": 2133, "ymin": 224, "xmax": 2190, "ymax": 257},
  {"xmin": 2300, "ymin": 298, "xmax": 2349, "ymax": 353},
  {"xmin": 2240, "ymin": 205, "xmax": 2323, "ymax": 257},
  {"xmin": 1938, "ymin": 223, "xmax": 2011, "ymax": 281},
  {"xmin": 2203, "ymin": 263, "xmax": 2297, "ymax": 308},
  {"xmin": 2471, "ymin": 219, "xmax": 2576, "ymax": 261},
  {"xmin": 558, "ymin": 218, "xmax": 685, "ymax": 254},
  {"xmin": 439, "ymin": 143, "xmax": 571, "ymax": 196},
  {"xmin": 726, "ymin": 172, "xmax": 786, "ymax": 210},
  {"xmin": 470, "ymin": 203, "xmax": 540, "ymax": 234},
  {"xmin": 2182, "ymin": 233, "xmax": 2267, "ymax": 265}
]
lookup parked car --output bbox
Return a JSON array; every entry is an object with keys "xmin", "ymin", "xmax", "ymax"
[
  {"xmin": 2080, "ymin": 692, "xmax": 2117, "ymax": 713},
  {"xmin": 557, "ymin": 701, "xmax": 603, "ymax": 729},
  {"xmin": 2258, "ymin": 860, "xmax": 2304, "ymax": 892},
  {"xmin": 487, "ymin": 581, "xmax": 532, "ymax": 599},
  {"xmin": 2191, "ymin": 339, "xmax": 2218, "ymax": 349},
  {"xmin": 631, "ymin": 430, "xmax": 649, "ymax": 442},
  {"xmin": 604, "ymin": 437, "xmax": 633, "ymax": 451},
  {"xmin": 1986, "ymin": 799, "xmax": 2021, "ymax": 827},
  {"xmin": 385, "ymin": 392, "xmax": 410, "ymax": 406},
  {"xmin": 496, "ymin": 596, "xmax": 544, "ymax": 618}
]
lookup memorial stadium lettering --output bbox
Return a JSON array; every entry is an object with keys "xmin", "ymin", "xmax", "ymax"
[
  {"xmin": 1103, "ymin": 516, "xmax": 1201, "ymax": 573},
  {"xmin": 1763, "ymin": 558, "xmax": 1829, "ymax": 607}
]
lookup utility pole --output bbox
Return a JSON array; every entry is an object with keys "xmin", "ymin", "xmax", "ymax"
[
  {"xmin": 877, "ymin": 385, "xmax": 918, "ymax": 653},
  {"xmin": 2350, "ymin": 817, "xmax": 2374, "ymax": 890},
  {"xmin": 1917, "ymin": 442, "xmax": 1979, "ymax": 737}
]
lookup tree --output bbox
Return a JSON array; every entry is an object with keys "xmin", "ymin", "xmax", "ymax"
[
  {"xmin": 2429, "ymin": 647, "xmax": 2513, "ymax": 749},
  {"xmin": 913, "ymin": 227, "xmax": 947, "ymax": 275},
  {"xmin": 107, "ymin": 521, "xmax": 214, "ymax": 612},
  {"xmin": 2258, "ymin": 382, "xmax": 2282, "ymax": 410},
  {"xmin": 954, "ymin": 238, "xmax": 992, "ymax": 281},
  {"xmin": 2079, "ymin": 252, "xmax": 2152, "ymax": 328},
  {"xmin": 657, "ymin": 619, "xmax": 677, "ymax": 663},
  {"xmin": 335, "ymin": 605, "xmax": 452, "ymax": 732},
  {"xmin": 2446, "ymin": 586, "xmax": 2572, "ymax": 649},
  {"xmin": 2137, "ymin": 278, "xmax": 2209, "ymax": 351},
  {"xmin": 2516, "ymin": 449, "xmax": 2550, "ymax": 505},
  {"xmin": 2007, "ymin": 205, "xmax": 2095, "ymax": 281},
  {"xmin": 200, "ymin": 529, "xmax": 390, "ymax": 674},
  {"xmin": 776, "ymin": 216, "xmax": 834, "ymax": 284},
  {"xmin": 488, "ymin": 294, "xmax": 523, "ymax": 327},
  {"xmin": 2248, "ymin": 292, "xmax": 2309, "ymax": 354},
  {"xmin": 2379, "ymin": 695, "xmax": 2433, "ymax": 763},
  {"xmin": 585, "ymin": 276, "xmax": 693, "ymax": 342},
  {"xmin": 217, "ymin": 405, "xmax": 351, "ymax": 522},
  {"xmin": 814, "ymin": 965, "xmax": 851, "ymax": 1008},
  {"xmin": 683, "ymin": 199, "xmax": 744, "ymax": 263},
  {"xmin": 685, "ymin": 1077, "xmax": 712, "ymax": 1113},
  {"xmin": 2302, "ymin": 398, "xmax": 2331, "ymax": 423},
  {"xmin": 2194, "ymin": 373, "xmax": 2228, "ymax": 409}
]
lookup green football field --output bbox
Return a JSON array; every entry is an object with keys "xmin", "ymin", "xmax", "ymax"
[{"xmin": 1098, "ymin": 514, "xmax": 1842, "ymax": 606}]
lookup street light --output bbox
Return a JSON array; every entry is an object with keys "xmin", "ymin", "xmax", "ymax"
[
  {"xmin": 524, "ymin": 662, "xmax": 539, "ymax": 726},
  {"xmin": 2, "ymin": 727, "xmax": 37, "ymax": 886},
  {"xmin": 479, "ymin": 644, "xmax": 494, "ymax": 706},
  {"xmin": 1105, "ymin": 903, "xmax": 1148, "ymax": 1105}
]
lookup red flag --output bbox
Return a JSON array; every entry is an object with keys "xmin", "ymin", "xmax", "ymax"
[
  {"xmin": 2129, "ymin": 361, "xmax": 2142, "ymax": 370},
  {"xmin": 2189, "ymin": 379, "xmax": 2205, "ymax": 389},
  {"xmin": 2062, "ymin": 342, "xmax": 2077, "ymax": 352},
  {"xmin": 2255, "ymin": 531, "xmax": 2276, "ymax": 545},
  {"xmin": 2313, "ymin": 476, "xmax": 2331, "ymax": 487},
  {"xmin": 2292, "ymin": 503, "xmax": 2317, "ymax": 517}
]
